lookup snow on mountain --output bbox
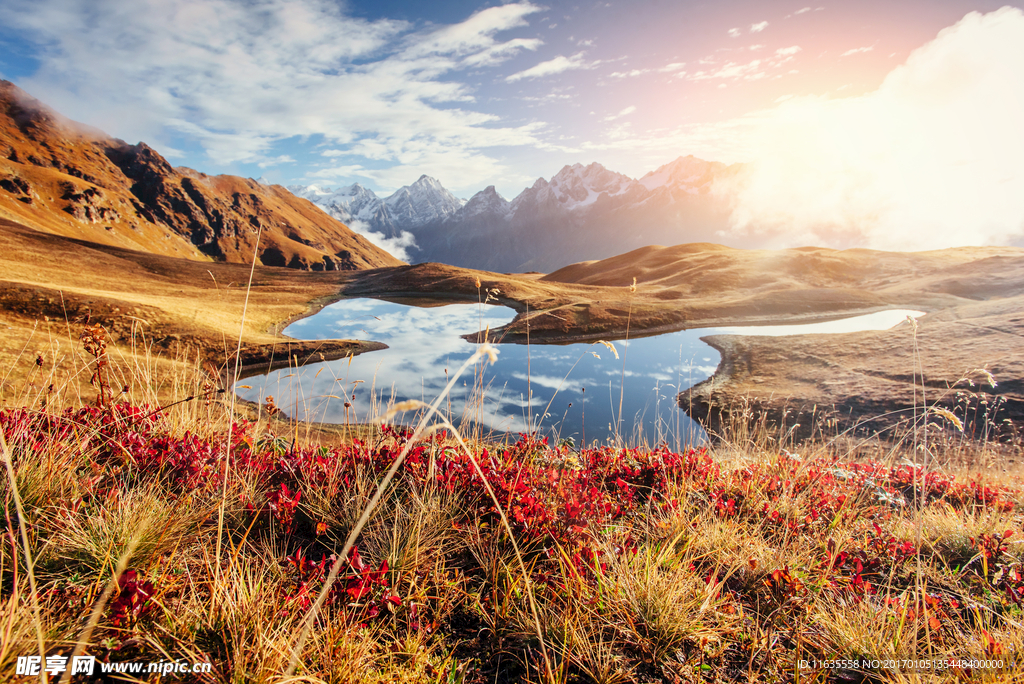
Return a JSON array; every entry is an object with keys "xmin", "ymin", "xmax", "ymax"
[
  {"xmin": 639, "ymin": 155, "xmax": 728, "ymax": 193},
  {"xmin": 289, "ymin": 182, "xmax": 389, "ymax": 225},
  {"xmin": 547, "ymin": 162, "xmax": 638, "ymax": 208},
  {"xmin": 383, "ymin": 175, "xmax": 464, "ymax": 228},
  {"xmin": 288, "ymin": 182, "xmax": 415, "ymax": 259},
  {"xmin": 287, "ymin": 155, "xmax": 739, "ymax": 270},
  {"xmin": 459, "ymin": 186, "xmax": 510, "ymax": 220}
]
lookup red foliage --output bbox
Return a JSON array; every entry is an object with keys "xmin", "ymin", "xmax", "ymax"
[
  {"xmin": 282, "ymin": 545, "xmax": 400, "ymax": 623},
  {"xmin": 3, "ymin": 403, "xmax": 1021, "ymax": 628},
  {"xmin": 108, "ymin": 569, "xmax": 155, "ymax": 628}
]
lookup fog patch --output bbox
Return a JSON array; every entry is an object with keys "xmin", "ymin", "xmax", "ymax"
[{"xmin": 347, "ymin": 219, "xmax": 417, "ymax": 262}]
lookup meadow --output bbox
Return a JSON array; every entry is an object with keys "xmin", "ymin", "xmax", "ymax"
[{"xmin": 1, "ymin": 317, "xmax": 1022, "ymax": 684}]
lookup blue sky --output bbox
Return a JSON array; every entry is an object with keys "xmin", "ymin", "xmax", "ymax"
[{"xmin": 1, "ymin": 0, "xmax": 1023, "ymax": 250}]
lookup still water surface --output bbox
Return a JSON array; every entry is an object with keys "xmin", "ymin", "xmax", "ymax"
[{"xmin": 235, "ymin": 299, "xmax": 924, "ymax": 446}]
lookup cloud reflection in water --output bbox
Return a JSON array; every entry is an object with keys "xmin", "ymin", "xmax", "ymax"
[
  {"xmin": 236, "ymin": 298, "xmax": 714, "ymax": 446},
  {"xmin": 237, "ymin": 300, "xmax": 924, "ymax": 446}
]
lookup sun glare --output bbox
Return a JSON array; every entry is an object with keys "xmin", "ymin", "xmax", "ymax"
[{"xmin": 720, "ymin": 7, "xmax": 1024, "ymax": 251}]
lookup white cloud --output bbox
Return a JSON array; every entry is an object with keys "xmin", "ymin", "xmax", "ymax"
[
  {"xmin": 603, "ymin": 105, "xmax": 636, "ymax": 121},
  {"xmin": 506, "ymin": 52, "xmax": 594, "ymax": 81},
  {"xmin": 687, "ymin": 46, "xmax": 800, "ymax": 83},
  {"xmin": 257, "ymin": 154, "xmax": 295, "ymax": 168},
  {"xmin": 840, "ymin": 45, "xmax": 874, "ymax": 57},
  {"xmin": 690, "ymin": 59, "xmax": 766, "ymax": 81},
  {"xmin": 715, "ymin": 7, "xmax": 1024, "ymax": 250},
  {"xmin": 315, "ymin": 164, "xmax": 368, "ymax": 178},
  {"xmin": 795, "ymin": 7, "xmax": 812, "ymax": 15},
  {"xmin": 750, "ymin": 21, "xmax": 768, "ymax": 33},
  {"xmin": 404, "ymin": 3, "xmax": 543, "ymax": 67},
  {"xmin": 521, "ymin": 91, "xmax": 574, "ymax": 102},
  {"xmin": 0, "ymin": 0, "xmax": 546, "ymax": 188},
  {"xmin": 346, "ymin": 219, "xmax": 417, "ymax": 262},
  {"xmin": 657, "ymin": 62, "xmax": 687, "ymax": 72},
  {"xmin": 462, "ymin": 37, "xmax": 543, "ymax": 67},
  {"xmin": 608, "ymin": 68, "xmax": 649, "ymax": 78},
  {"xmin": 727, "ymin": 28, "xmax": 742, "ymax": 38}
]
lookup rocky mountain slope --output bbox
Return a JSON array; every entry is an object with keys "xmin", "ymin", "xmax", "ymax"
[
  {"xmin": 292, "ymin": 156, "xmax": 741, "ymax": 273},
  {"xmin": 0, "ymin": 81, "xmax": 401, "ymax": 271}
]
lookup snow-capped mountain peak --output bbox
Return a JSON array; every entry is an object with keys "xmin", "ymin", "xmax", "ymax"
[
  {"xmin": 460, "ymin": 185, "xmax": 510, "ymax": 220},
  {"xmin": 383, "ymin": 175, "xmax": 464, "ymax": 228},
  {"xmin": 547, "ymin": 162, "xmax": 638, "ymax": 208},
  {"xmin": 288, "ymin": 153, "xmax": 736, "ymax": 270},
  {"xmin": 639, "ymin": 155, "xmax": 728, "ymax": 193}
]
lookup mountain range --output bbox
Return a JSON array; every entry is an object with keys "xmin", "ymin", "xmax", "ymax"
[
  {"xmin": 0, "ymin": 80, "xmax": 401, "ymax": 272},
  {"xmin": 1, "ymin": 79, "xmax": 741, "ymax": 275},
  {"xmin": 288, "ymin": 156, "xmax": 742, "ymax": 273}
]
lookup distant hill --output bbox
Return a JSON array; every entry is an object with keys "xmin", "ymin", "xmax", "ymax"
[
  {"xmin": 292, "ymin": 156, "xmax": 742, "ymax": 273},
  {"xmin": 0, "ymin": 81, "xmax": 402, "ymax": 271}
]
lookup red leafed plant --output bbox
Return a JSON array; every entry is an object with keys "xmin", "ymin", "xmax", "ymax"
[
  {"xmin": 283, "ymin": 546, "xmax": 400, "ymax": 622},
  {"xmin": 108, "ymin": 570, "xmax": 156, "ymax": 628}
]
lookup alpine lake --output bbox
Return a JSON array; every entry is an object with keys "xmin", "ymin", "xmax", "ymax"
[{"xmin": 235, "ymin": 298, "xmax": 925, "ymax": 447}]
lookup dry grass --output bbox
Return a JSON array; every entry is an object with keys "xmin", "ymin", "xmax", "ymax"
[{"xmin": 0, "ymin": 319, "xmax": 1022, "ymax": 684}]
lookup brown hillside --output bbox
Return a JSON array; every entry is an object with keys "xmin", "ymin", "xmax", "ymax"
[
  {"xmin": 0, "ymin": 217, "xmax": 387, "ymax": 403},
  {"xmin": 543, "ymin": 243, "xmax": 1024, "ymax": 300},
  {"xmin": 0, "ymin": 80, "xmax": 402, "ymax": 270}
]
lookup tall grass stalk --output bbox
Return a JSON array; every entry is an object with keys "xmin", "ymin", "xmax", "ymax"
[
  {"xmin": 534, "ymin": 341, "xmax": 617, "ymax": 440},
  {"xmin": 909, "ymin": 314, "xmax": 927, "ymax": 660},
  {"xmin": 57, "ymin": 537, "xmax": 141, "ymax": 684},
  {"xmin": 0, "ymin": 426, "xmax": 48, "ymax": 683},
  {"xmin": 383, "ymin": 396, "xmax": 554, "ymax": 682},
  {"xmin": 615, "ymin": 277, "xmax": 637, "ymax": 445},
  {"xmin": 215, "ymin": 224, "xmax": 263, "ymax": 605},
  {"xmin": 526, "ymin": 302, "xmax": 532, "ymax": 437}
]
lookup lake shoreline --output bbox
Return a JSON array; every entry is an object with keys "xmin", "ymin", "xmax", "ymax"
[
  {"xmin": 247, "ymin": 296, "xmax": 937, "ymax": 446},
  {"xmin": 678, "ymin": 298, "xmax": 1024, "ymax": 445}
]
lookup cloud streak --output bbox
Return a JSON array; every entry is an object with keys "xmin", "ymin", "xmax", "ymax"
[
  {"xmin": 687, "ymin": 47, "xmax": 800, "ymax": 83},
  {"xmin": 346, "ymin": 220, "xmax": 418, "ymax": 262},
  {"xmin": 840, "ymin": 45, "xmax": 874, "ymax": 57},
  {"xmin": 506, "ymin": 52, "xmax": 595, "ymax": 82}
]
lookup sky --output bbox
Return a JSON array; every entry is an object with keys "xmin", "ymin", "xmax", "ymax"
[{"xmin": 1, "ymin": 0, "xmax": 1023, "ymax": 250}]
